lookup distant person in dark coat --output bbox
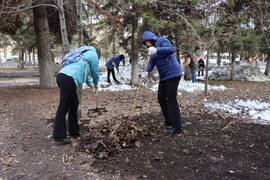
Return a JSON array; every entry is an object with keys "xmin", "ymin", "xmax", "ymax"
[
  {"xmin": 198, "ymin": 58, "xmax": 205, "ymax": 77},
  {"xmin": 106, "ymin": 54, "xmax": 125, "ymax": 84}
]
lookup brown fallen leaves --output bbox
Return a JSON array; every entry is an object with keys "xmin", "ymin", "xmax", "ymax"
[{"xmin": 78, "ymin": 113, "xmax": 163, "ymax": 159}]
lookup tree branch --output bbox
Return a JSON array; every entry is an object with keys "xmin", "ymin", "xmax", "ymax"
[{"xmin": 0, "ymin": 3, "xmax": 59, "ymax": 15}]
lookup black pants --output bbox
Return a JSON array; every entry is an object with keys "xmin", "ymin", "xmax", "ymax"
[
  {"xmin": 158, "ymin": 76, "xmax": 182, "ymax": 130},
  {"xmin": 107, "ymin": 68, "xmax": 119, "ymax": 83},
  {"xmin": 198, "ymin": 67, "xmax": 204, "ymax": 76},
  {"xmin": 53, "ymin": 73, "xmax": 80, "ymax": 139}
]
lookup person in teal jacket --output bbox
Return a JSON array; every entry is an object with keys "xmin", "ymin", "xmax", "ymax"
[{"xmin": 53, "ymin": 45, "xmax": 100, "ymax": 145}]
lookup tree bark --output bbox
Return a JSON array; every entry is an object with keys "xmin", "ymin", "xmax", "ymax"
[
  {"xmin": 111, "ymin": 33, "xmax": 116, "ymax": 55},
  {"xmin": 130, "ymin": 16, "xmax": 139, "ymax": 86},
  {"xmin": 265, "ymin": 52, "xmax": 270, "ymax": 76},
  {"xmin": 217, "ymin": 51, "xmax": 221, "ymax": 66},
  {"xmin": 205, "ymin": 49, "xmax": 210, "ymax": 95},
  {"xmin": 4, "ymin": 48, "xmax": 7, "ymax": 58},
  {"xmin": 33, "ymin": 6, "xmax": 56, "ymax": 88},
  {"xmin": 58, "ymin": 0, "xmax": 70, "ymax": 54},
  {"xmin": 32, "ymin": 48, "xmax": 36, "ymax": 66},
  {"xmin": 24, "ymin": 50, "xmax": 28, "ymax": 64},
  {"xmin": 76, "ymin": 0, "xmax": 83, "ymax": 119},
  {"xmin": 18, "ymin": 49, "xmax": 25, "ymax": 69},
  {"xmin": 175, "ymin": 34, "xmax": 180, "ymax": 63},
  {"xmin": 28, "ymin": 50, "xmax": 31, "ymax": 64},
  {"xmin": 230, "ymin": 50, "xmax": 237, "ymax": 81},
  {"xmin": 76, "ymin": 0, "xmax": 83, "ymax": 46}
]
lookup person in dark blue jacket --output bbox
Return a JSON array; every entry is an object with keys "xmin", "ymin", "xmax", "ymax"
[
  {"xmin": 106, "ymin": 54, "xmax": 125, "ymax": 84},
  {"xmin": 141, "ymin": 31, "xmax": 182, "ymax": 134}
]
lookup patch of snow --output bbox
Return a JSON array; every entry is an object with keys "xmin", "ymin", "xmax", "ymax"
[
  {"xmin": 100, "ymin": 84, "xmax": 134, "ymax": 92},
  {"xmin": 151, "ymin": 80, "xmax": 226, "ymax": 92},
  {"xmin": 204, "ymin": 103, "xmax": 241, "ymax": 114},
  {"xmin": 0, "ymin": 77, "xmax": 39, "ymax": 87},
  {"xmin": 251, "ymin": 110, "xmax": 270, "ymax": 124},
  {"xmin": 259, "ymin": 63, "xmax": 266, "ymax": 74},
  {"xmin": 98, "ymin": 61, "xmax": 226, "ymax": 93},
  {"xmin": 205, "ymin": 99, "xmax": 270, "ymax": 125},
  {"xmin": 196, "ymin": 76, "xmax": 206, "ymax": 80},
  {"xmin": 235, "ymin": 99, "xmax": 269, "ymax": 110},
  {"xmin": 98, "ymin": 63, "xmax": 134, "ymax": 92},
  {"xmin": 179, "ymin": 80, "xmax": 226, "ymax": 92},
  {"xmin": 209, "ymin": 62, "xmax": 270, "ymax": 82}
]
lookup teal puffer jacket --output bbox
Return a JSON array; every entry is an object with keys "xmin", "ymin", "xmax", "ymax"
[{"xmin": 59, "ymin": 46, "xmax": 99, "ymax": 88}]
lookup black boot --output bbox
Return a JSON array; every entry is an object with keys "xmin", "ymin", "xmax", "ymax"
[
  {"xmin": 167, "ymin": 127, "xmax": 182, "ymax": 135},
  {"xmin": 53, "ymin": 138, "xmax": 71, "ymax": 145}
]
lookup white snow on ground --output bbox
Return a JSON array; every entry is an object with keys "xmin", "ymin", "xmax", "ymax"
[
  {"xmin": 250, "ymin": 110, "xmax": 270, "ymax": 123},
  {"xmin": 98, "ymin": 63, "xmax": 134, "ymax": 92},
  {"xmin": 99, "ymin": 84, "xmax": 133, "ymax": 92},
  {"xmin": 259, "ymin": 63, "xmax": 266, "ymax": 74},
  {"xmin": 205, "ymin": 99, "xmax": 270, "ymax": 125},
  {"xmin": 209, "ymin": 62, "xmax": 270, "ymax": 82},
  {"xmin": 98, "ymin": 62, "xmax": 227, "ymax": 92},
  {"xmin": 0, "ymin": 77, "xmax": 39, "ymax": 87},
  {"xmin": 151, "ymin": 80, "xmax": 226, "ymax": 92}
]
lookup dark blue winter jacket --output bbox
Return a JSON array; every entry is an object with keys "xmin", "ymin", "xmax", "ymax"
[
  {"xmin": 106, "ymin": 55, "xmax": 123, "ymax": 70},
  {"xmin": 142, "ymin": 31, "xmax": 182, "ymax": 81}
]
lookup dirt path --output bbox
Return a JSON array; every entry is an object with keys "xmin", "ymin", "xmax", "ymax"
[{"xmin": 0, "ymin": 88, "xmax": 105, "ymax": 179}]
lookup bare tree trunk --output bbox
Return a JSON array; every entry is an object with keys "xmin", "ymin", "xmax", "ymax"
[
  {"xmin": 18, "ymin": 50, "xmax": 22, "ymax": 68},
  {"xmin": 175, "ymin": 34, "xmax": 180, "ymax": 63},
  {"xmin": 4, "ymin": 48, "xmax": 7, "ymax": 58},
  {"xmin": 58, "ymin": 0, "xmax": 70, "ymax": 54},
  {"xmin": 28, "ymin": 50, "xmax": 31, "ymax": 64},
  {"xmin": 32, "ymin": 48, "xmax": 36, "ymax": 66},
  {"xmin": 265, "ymin": 52, "xmax": 270, "ymax": 76},
  {"xmin": 76, "ymin": 0, "xmax": 83, "ymax": 119},
  {"xmin": 24, "ymin": 50, "xmax": 28, "ymax": 64},
  {"xmin": 230, "ymin": 50, "xmax": 236, "ymax": 81},
  {"xmin": 33, "ymin": 6, "xmax": 56, "ymax": 88},
  {"xmin": 112, "ymin": 33, "xmax": 116, "ymax": 55},
  {"xmin": 205, "ymin": 49, "xmax": 210, "ymax": 95},
  {"xmin": 217, "ymin": 51, "xmax": 221, "ymax": 66},
  {"xmin": 18, "ymin": 49, "xmax": 25, "ymax": 69},
  {"xmin": 76, "ymin": 0, "xmax": 83, "ymax": 46},
  {"xmin": 130, "ymin": 16, "xmax": 139, "ymax": 86}
]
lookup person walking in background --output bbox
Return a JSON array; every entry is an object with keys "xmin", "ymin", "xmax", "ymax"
[
  {"xmin": 183, "ymin": 52, "xmax": 197, "ymax": 83},
  {"xmin": 106, "ymin": 54, "xmax": 125, "ymax": 84},
  {"xmin": 53, "ymin": 44, "xmax": 100, "ymax": 145},
  {"xmin": 141, "ymin": 31, "xmax": 182, "ymax": 135},
  {"xmin": 198, "ymin": 58, "xmax": 205, "ymax": 77}
]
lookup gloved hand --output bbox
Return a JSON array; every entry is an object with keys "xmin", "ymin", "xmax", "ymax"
[
  {"xmin": 82, "ymin": 83, "xmax": 88, "ymax": 90},
  {"xmin": 141, "ymin": 72, "xmax": 149, "ymax": 79},
  {"xmin": 148, "ymin": 47, "xmax": 157, "ymax": 56}
]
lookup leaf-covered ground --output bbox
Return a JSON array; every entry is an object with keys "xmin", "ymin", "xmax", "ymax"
[{"xmin": 0, "ymin": 81, "xmax": 269, "ymax": 179}]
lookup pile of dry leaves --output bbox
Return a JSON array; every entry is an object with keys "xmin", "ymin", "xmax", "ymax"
[{"xmin": 78, "ymin": 113, "xmax": 163, "ymax": 159}]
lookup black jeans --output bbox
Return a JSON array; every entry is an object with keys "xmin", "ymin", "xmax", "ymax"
[
  {"xmin": 198, "ymin": 67, "xmax": 204, "ymax": 76},
  {"xmin": 158, "ymin": 76, "xmax": 182, "ymax": 130},
  {"xmin": 107, "ymin": 68, "xmax": 119, "ymax": 83},
  {"xmin": 53, "ymin": 73, "xmax": 80, "ymax": 139}
]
